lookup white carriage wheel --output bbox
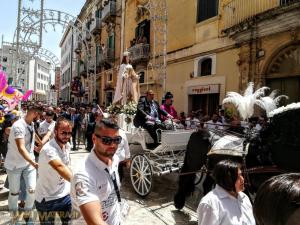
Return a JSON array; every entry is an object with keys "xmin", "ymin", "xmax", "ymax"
[{"xmin": 130, "ymin": 154, "xmax": 153, "ymax": 197}]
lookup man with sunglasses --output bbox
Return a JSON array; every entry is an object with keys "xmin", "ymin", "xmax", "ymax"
[
  {"xmin": 4, "ymin": 105, "xmax": 42, "ymax": 224},
  {"xmin": 71, "ymin": 119, "xmax": 123, "ymax": 225},
  {"xmin": 35, "ymin": 117, "xmax": 73, "ymax": 225}
]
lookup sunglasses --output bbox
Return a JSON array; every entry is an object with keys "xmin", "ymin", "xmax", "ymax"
[{"xmin": 94, "ymin": 133, "xmax": 122, "ymax": 145}]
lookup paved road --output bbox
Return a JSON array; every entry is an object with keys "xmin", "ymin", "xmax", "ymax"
[{"xmin": 0, "ymin": 145, "xmax": 201, "ymax": 224}]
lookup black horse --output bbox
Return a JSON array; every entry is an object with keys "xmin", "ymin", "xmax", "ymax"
[{"xmin": 174, "ymin": 105, "xmax": 300, "ymax": 210}]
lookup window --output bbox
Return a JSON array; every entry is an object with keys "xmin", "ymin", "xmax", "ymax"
[
  {"xmin": 200, "ymin": 58, "xmax": 212, "ymax": 76},
  {"xmin": 197, "ymin": 0, "xmax": 218, "ymax": 23},
  {"xmin": 135, "ymin": 20, "xmax": 150, "ymax": 44},
  {"xmin": 107, "ymin": 73, "xmax": 113, "ymax": 82},
  {"xmin": 2, "ymin": 56, "xmax": 7, "ymax": 62},
  {"xmin": 139, "ymin": 71, "xmax": 145, "ymax": 83},
  {"xmin": 194, "ymin": 54, "xmax": 216, "ymax": 77}
]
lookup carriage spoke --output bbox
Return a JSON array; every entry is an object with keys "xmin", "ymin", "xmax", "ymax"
[
  {"xmin": 142, "ymin": 164, "xmax": 149, "ymax": 173},
  {"xmin": 144, "ymin": 176, "xmax": 151, "ymax": 185},
  {"xmin": 137, "ymin": 178, "xmax": 142, "ymax": 191},
  {"xmin": 141, "ymin": 179, "xmax": 144, "ymax": 194},
  {"xmin": 143, "ymin": 180, "xmax": 150, "ymax": 193},
  {"xmin": 132, "ymin": 166, "xmax": 141, "ymax": 174},
  {"xmin": 133, "ymin": 177, "xmax": 140, "ymax": 185},
  {"xmin": 134, "ymin": 160, "xmax": 141, "ymax": 171}
]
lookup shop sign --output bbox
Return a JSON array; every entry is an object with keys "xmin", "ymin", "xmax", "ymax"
[{"xmin": 188, "ymin": 84, "xmax": 219, "ymax": 95}]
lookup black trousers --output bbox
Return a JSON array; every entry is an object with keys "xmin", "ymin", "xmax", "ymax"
[
  {"xmin": 142, "ymin": 122, "xmax": 165, "ymax": 144},
  {"xmin": 72, "ymin": 128, "xmax": 77, "ymax": 149}
]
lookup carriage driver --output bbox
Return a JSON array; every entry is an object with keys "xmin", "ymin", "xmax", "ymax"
[{"xmin": 133, "ymin": 90, "xmax": 173, "ymax": 147}]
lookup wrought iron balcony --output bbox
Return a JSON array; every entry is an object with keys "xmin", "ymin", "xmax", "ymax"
[
  {"xmin": 97, "ymin": 48, "xmax": 115, "ymax": 65},
  {"xmin": 90, "ymin": 17, "xmax": 102, "ymax": 35},
  {"xmin": 102, "ymin": 1, "xmax": 116, "ymax": 22},
  {"xmin": 222, "ymin": 0, "xmax": 300, "ymax": 30},
  {"xmin": 128, "ymin": 43, "xmax": 150, "ymax": 64}
]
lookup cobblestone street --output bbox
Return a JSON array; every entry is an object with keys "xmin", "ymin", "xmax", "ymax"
[{"xmin": 0, "ymin": 144, "xmax": 200, "ymax": 224}]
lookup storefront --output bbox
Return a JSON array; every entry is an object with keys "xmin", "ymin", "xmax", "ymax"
[{"xmin": 187, "ymin": 84, "xmax": 220, "ymax": 116}]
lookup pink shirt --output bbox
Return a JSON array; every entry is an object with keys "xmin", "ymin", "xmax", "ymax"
[{"xmin": 160, "ymin": 104, "xmax": 178, "ymax": 121}]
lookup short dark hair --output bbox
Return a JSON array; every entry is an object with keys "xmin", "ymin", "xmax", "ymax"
[
  {"xmin": 94, "ymin": 118, "xmax": 119, "ymax": 134},
  {"xmin": 254, "ymin": 173, "xmax": 300, "ymax": 225},
  {"xmin": 54, "ymin": 117, "xmax": 73, "ymax": 130},
  {"xmin": 45, "ymin": 111, "xmax": 54, "ymax": 117},
  {"xmin": 212, "ymin": 160, "xmax": 240, "ymax": 192},
  {"xmin": 27, "ymin": 105, "xmax": 43, "ymax": 113}
]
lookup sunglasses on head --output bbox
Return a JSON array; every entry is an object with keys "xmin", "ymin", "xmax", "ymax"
[{"xmin": 94, "ymin": 134, "xmax": 122, "ymax": 145}]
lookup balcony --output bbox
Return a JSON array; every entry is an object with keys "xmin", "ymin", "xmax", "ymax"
[
  {"xmin": 90, "ymin": 17, "xmax": 102, "ymax": 35},
  {"xmin": 128, "ymin": 43, "xmax": 150, "ymax": 64},
  {"xmin": 82, "ymin": 29, "xmax": 91, "ymax": 42},
  {"xmin": 102, "ymin": 1, "xmax": 116, "ymax": 22},
  {"xmin": 222, "ymin": 0, "xmax": 300, "ymax": 30},
  {"xmin": 98, "ymin": 48, "xmax": 115, "ymax": 65}
]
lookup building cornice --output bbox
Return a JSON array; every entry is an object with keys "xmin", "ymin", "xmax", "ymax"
[{"xmin": 222, "ymin": 2, "xmax": 300, "ymax": 43}]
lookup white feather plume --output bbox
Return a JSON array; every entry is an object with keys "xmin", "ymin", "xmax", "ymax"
[
  {"xmin": 223, "ymin": 83, "xmax": 269, "ymax": 120},
  {"xmin": 255, "ymin": 89, "xmax": 289, "ymax": 116}
]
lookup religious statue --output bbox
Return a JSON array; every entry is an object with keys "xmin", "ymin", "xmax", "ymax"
[{"xmin": 113, "ymin": 51, "xmax": 140, "ymax": 105}]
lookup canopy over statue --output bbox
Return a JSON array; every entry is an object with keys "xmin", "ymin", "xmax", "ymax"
[{"xmin": 113, "ymin": 51, "xmax": 140, "ymax": 105}]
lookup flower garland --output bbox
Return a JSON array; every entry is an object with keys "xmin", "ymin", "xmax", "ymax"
[{"xmin": 106, "ymin": 101, "xmax": 137, "ymax": 117}]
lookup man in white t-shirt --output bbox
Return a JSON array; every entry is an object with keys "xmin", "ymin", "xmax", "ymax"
[
  {"xmin": 4, "ymin": 105, "xmax": 41, "ymax": 222},
  {"xmin": 71, "ymin": 119, "xmax": 123, "ymax": 225},
  {"xmin": 35, "ymin": 117, "xmax": 73, "ymax": 225},
  {"xmin": 38, "ymin": 111, "xmax": 56, "ymax": 145}
]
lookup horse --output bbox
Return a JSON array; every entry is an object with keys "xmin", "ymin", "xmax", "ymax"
[{"xmin": 174, "ymin": 103, "xmax": 300, "ymax": 210}]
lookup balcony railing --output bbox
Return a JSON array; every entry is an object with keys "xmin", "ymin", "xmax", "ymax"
[
  {"xmin": 128, "ymin": 43, "xmax": 150, "ymax": 63},
  {"xmin": 102, "ymin": 1, "xmax": 116, "ymax": 22},
  {"xmin": 90, "ymin": 17, "xmax": 102, "ymax": 35},
  {"xmin": 97, "ymin": 48, "xmax": 115, "ymax": 65},
  {"xmin": 222, "ymin": 0, "xmax": 299, "ymax": 30}
]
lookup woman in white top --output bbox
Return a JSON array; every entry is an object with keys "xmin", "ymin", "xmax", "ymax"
[{"xmin": 197, "ymin": 160, "xmax": 256, "ymax": 225}]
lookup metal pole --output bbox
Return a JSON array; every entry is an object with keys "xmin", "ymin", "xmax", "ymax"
[
  {"xmin": 15, "ymin": 0, "xmax": 22, "ymax": 86},
  {"xmin": 163, "ymin": 1, "xmax": 167, "ymax": 94},
  {"xmin": 39, "ymin": 0, "xmax": 44, "ymax": 47},
  {"xmin": 1, "ymin": 35, "xmax": 4, "ymax": 69}
]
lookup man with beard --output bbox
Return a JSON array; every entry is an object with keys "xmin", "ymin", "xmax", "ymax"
[
  {"xmin": 4, "ymin": 105, "xmax": 42, "ymax": 223},
  {"xmin": 35, "ymin": 117, "xmax": 73, "ymax": 225},
  {"xmin": 71, "ymin": 119, "xmax": 123, "ymax": 225}
]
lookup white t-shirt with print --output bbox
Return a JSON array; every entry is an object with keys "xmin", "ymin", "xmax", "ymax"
[
  {"xmin": 71, "ymin": 150, "xmax": 121, "ymax": 225},
  {"xmin": 4, "ymin": 118, "xmax": 35, "ymax": 170},
  {"xmin": 38, "ymin": 120, "xmax": 55, "ymax": 137},
  {"xmin": 35, "ymin": 138, "xmax": 71, "ymax": 202}
]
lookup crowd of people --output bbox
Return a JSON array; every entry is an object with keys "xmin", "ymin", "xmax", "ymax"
[{"xmin": 0, "ymin": 95, "xmax": 299, "ymax": 225}]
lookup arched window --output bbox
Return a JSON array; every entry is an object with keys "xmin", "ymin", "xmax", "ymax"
[{"xmin": 198, "ymin": 58, "xmax": 212, "ymax": 76}]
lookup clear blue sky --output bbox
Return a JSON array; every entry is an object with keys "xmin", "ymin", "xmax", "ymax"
[{"xmin": 0, "ymin": 0, "xmax": 86, "ymax": 59}]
